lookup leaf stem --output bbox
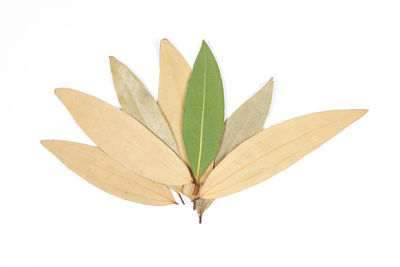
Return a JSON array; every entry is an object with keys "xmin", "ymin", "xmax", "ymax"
[{"xmin": 177, "ymin": 193, "xmax": 185, "ymax": 205}]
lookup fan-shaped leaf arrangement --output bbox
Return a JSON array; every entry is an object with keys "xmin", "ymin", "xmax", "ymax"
[{"xmin": 42, "ymin": 39, "xmax": 367, "ymax": 223}]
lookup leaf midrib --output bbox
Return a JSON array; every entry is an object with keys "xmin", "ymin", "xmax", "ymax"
[{"xmin": 195, "ymin": 49, "xmax": 207, "ymax": 180}]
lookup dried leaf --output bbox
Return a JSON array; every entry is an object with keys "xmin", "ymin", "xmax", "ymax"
[
  {"xmin": 158, "ymin": 39, "xmax": 191, "ymax": 164},
  {"xmin": 200, "ymin": 109, "xmax": 367, "ymax": 199},
  {"xmin": 157, "ymin": 39, "xmax": 193, "ymax": 198},
  {"xmin": 198, "ymin": 78, "xmax": 274, "ymax": 214},
  {"xmin": 109, "ymin": 56, "xmax": 179, "ymax": 154},
  {"xmin": 55, "ymin": 88, "xmax": 192, "ymax": 186},
  {"xmin": 215, "ymin": 78, "xmax": 274, "ymax": 164},
  {"xmin": 182, "ymin": 41, "xmax": 225, "ymax": 181},
  {"xmin": 41, "ymin": 140, "xmax": 176, "ymax": 206}
]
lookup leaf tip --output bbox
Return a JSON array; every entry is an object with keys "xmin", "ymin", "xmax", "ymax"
[
  {"xmin": 160, "ymin": 39, "xmax": 172, "ymax": 53},
  {"xmin": 109, "ymin": 56, "xmax": 117, "ymax": 64},
  {"xmin": 40, "ymin": 139, "xmax": 48, "ymax": 147},
  {"xmin": 161, "ymin": 38, "xmax": 170, "ymax": 45},
  {"xmin": 109, "ymin": 56, "xmax": 122, "ymax": 72},
  {"xmin": 54, "ymin": 87, "xmax": 72, "ymax": 100},
  {"xmin": 41, "ymin": 139, "xmax": 55, "ymax": 151},
  {"xmin": 269, "ymin": 77, "xmax": 274, "ymax": 83},
  {"xmin": 353, "ymin": 109, "xmax": 368, "ymax": 118},
  {"xmin": 54, "ymin": 88, "xmax": 66, "ymax": 97},
  {"xmin": 265, "ymin": 77, "xmax": 274, "ymax": 89}
]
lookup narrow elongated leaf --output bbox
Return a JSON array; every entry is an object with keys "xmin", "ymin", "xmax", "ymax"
[
  {"xmin": 110, "ymin": 56, "xmax": 179, "ymax": 154},
  {"xmin": 182, "ymin": 41, "xmax": 225, "ymax": 181},
  {"xmin": 200, "ymin": 109, "xmax": 367, "ymax": 199},
  {"xmin": 41, "ymin": 140, "xmax": 176, "ymax": 206},
  {"xmin": 197, "ymin": 78, "xmax": 274, "ymax": 214},
  {"xmin": 158, "ymin": 39, "xmax": 191, "ymax": 164},
  {"xmin": 215, "ymin": 77, "xmax": 274, "ymax": 164},
  {"xmin": 55, "ymin": 88, "xmax": 192, "ymax": 186}
]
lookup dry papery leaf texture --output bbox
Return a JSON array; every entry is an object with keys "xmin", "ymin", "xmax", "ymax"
[{"xmin": 42, "ymin": 39, "xmax": 367, "ymax": 223}]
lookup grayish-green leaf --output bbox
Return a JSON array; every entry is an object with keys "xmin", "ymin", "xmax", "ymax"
[
  {"xmin": 215, "ymin": 78, "xmax": 274, "ymax": 164},
  {"xmin": 110, "ymin": 56, "xmax": 179, "ymax": 154},
  {"xmin": 182, "ymin": 41, "xmax": 225, "ymax": 181},
  {"xmin": 198, "ymin": 78, "xmax": 273, "ymax": 216}
]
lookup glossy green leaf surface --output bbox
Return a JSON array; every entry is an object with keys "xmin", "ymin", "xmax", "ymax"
[{"xmin": 182, "ymin": 41, "xmax": 225, "ymax": 181}]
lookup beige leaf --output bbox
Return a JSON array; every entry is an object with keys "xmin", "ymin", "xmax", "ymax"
[
  {"xmin": 55, "ymin": 88, "xmax": 192, "ymax": 186},
  {"xmin": 215, "ymin": 78, "xmax": 274, "ymax": 164},
  {"xmin": 41, "ymin": 140, "xmax": 176, "ymax": 206},
  {"xmin": 200, "ymin": 109, "xmax": 367, "ymax": 199},
  {"xmin": 109, "ymin": 56, "xmax": 179, "ymax": 154},
  {"xmin": 158, "ymin": 39, "xmax": 191, "ymax": 164}
]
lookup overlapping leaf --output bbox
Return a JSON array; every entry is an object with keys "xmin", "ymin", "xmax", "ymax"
[
  {"xmin": 110, "ymin": 56, "xmax": 179, "ymax": 154},
  {"xmin": 181, "ymin": 164, "xmax": 213, "ymax": 200},
  {"xmin": 55, "ymin": 88, "xmax": 192, "ymax": 186},
  {"xmin": 42, "ymin": 140, "xmax": 176, "ymax": 206},
  {"xmin": 215, "ymin": 78, "xmax": 274, "ymax": 163},
  {"xmin": 157, "ymin": 39, "xmax": 193, "ymax": 198},
  {"xmin": 182, "ymin": 41, "xmax": 225, "ymax": 181},
  {"xmin": 158, "ymin": 39, "xmax": 191, "ymax": 164},
  {"xmin": 197, "ymin": 78, "xmax": 274, "ymax": 214},
  {"xmin": 200, "ymin": 109, "xmax": 367, "ymax": 199},
  {"xmin": 42, "ymin": 40, "xmax": 368, "ymax": 223}
]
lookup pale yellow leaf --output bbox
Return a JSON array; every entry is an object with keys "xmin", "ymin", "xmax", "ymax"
[
  {"xmin": 55, "ymin": 88, "xmax": 192, "ymax": 186},
  {"xmin": 215, "ymin": 78, "xmax": 274, "ymax": 164},
  {"xmin": 41, "ymin": 140, "xmax": 176, "ymax": 206},
  {"xmin": 200, "ymin": 109, "xmax": 367, "ymax": 199},
  {"xmin": 110, "ymin": 56, "xmax": 179, "ymax": 154},
  {"xmin": 158, "ymin": 39, "xmax": 191, "ymax": 165}
]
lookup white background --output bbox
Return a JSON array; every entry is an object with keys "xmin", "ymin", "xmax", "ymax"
[{"xmin": 1, "ymin": 1, "xmax": 399, "ymax": 266}]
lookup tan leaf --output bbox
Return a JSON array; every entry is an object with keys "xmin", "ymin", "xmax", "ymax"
[
  {"xmin": 41, "ymin": 140, "xmax": 176, "ymax": 206},
  {"xmin": 200, "ymin": 109, "xmax": 367, "ymax": 199},
  {"xmin": 158, "ymin": 39, "xmax": 191, "ymax": 164},
  {"xmin": 55, "ymin": 88, "xmax": 192, "ymax": 186},
  {"xmin": 215, "ymin": 78, "xmax": 274, "ymax": 164},
  {"xmin": 109, "ymin": 56, "xmax": 179, "ymax": 154}
]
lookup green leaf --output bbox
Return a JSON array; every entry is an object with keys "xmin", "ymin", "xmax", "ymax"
[{"xmin": 182, "ymin": 41, "xmax": 225, "ymax": 181}]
